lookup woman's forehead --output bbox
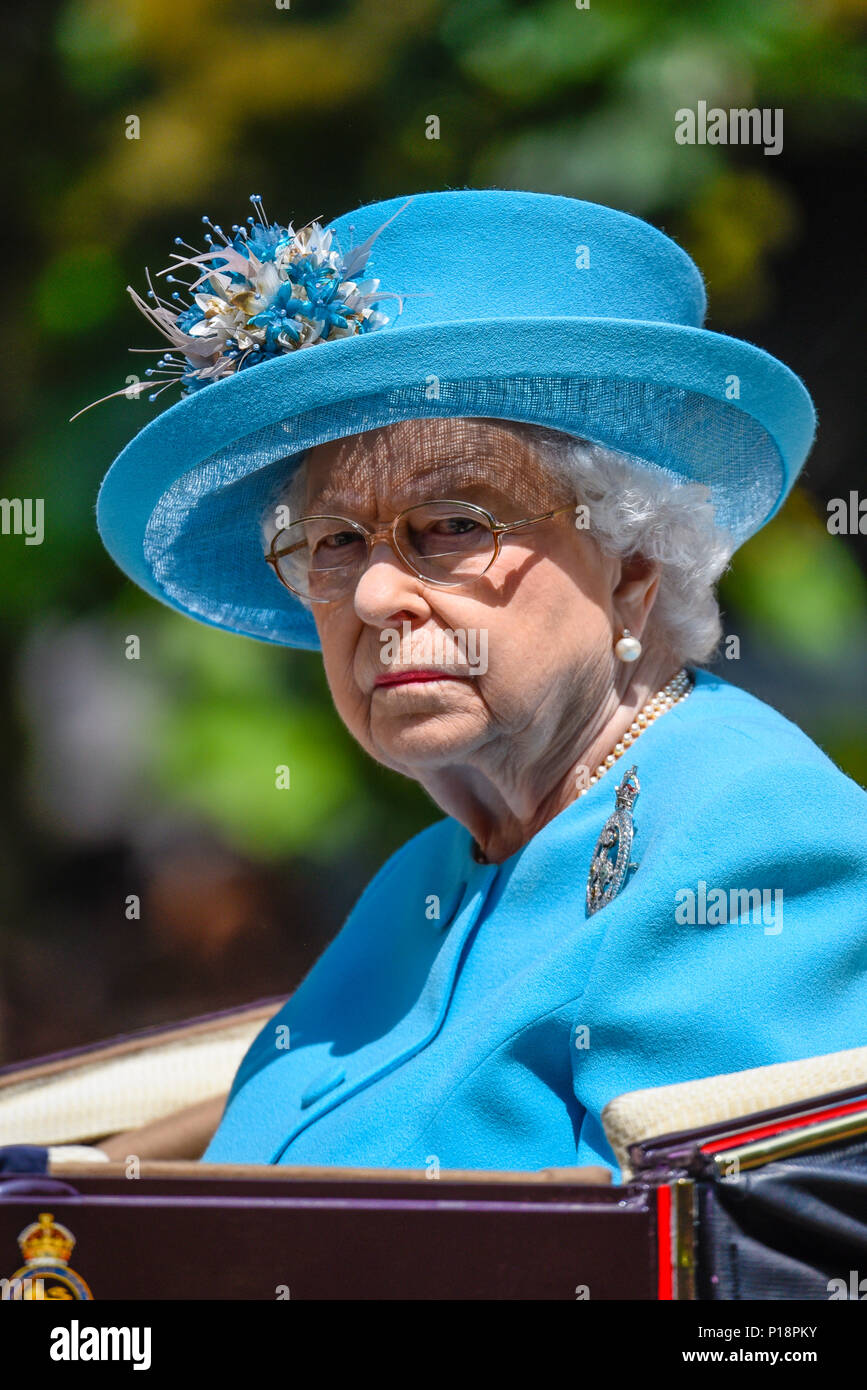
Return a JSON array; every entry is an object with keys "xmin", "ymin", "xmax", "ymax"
[{"xmin": 303, "ymin": 418, "xmax": 567, "ymax": 514}]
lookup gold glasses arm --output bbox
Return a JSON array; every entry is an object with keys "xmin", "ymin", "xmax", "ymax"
[{"xmin": 494, "ymin": 502, "xmax": 576, "ymax": 536}]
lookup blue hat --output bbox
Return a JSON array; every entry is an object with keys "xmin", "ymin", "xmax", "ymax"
[{"xmin": 95, "ymin": 188, "xmax": 815, "ymax": 649}]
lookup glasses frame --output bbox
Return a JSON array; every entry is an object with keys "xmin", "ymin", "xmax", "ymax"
[{"xmin": 265, "ymin": 498, "xmax": 576, "ymax": 602}]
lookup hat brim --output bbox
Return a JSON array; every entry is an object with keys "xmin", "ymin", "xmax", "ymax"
[{"xmin": 96, "ymin": 315, "xmax": 815, "ymax": 648}]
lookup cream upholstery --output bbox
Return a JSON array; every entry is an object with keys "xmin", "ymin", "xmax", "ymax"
[
  {"xmin": 0, "ymin": 1001, "xmax": 281, "ymax": 1147},
  {"xmin": 603, "ymin": 1044, "xmax": 867, "ymax": 1178}
]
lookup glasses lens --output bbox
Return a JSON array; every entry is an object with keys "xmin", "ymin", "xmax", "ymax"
[
  {"xmin": 396, "ymin": 502, "xmax": 495, "ymax": 584},
  {"xmin": 271, "ymin": 517, "xmax": 368, "ymax": 600}
]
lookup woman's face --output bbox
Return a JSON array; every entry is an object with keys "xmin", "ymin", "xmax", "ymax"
[{"xmin": 301, "ymin": 418, "xmax": 635, "ymax": 782}]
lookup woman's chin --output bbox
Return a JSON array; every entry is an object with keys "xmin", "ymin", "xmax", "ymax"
[{"xmin": 368, "ymin": 703, "xmax": 488, "ymax": 770}]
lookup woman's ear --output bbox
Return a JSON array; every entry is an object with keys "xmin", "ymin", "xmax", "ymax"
[{"xmin": 612, "ymin": 554, "xmax": 661, "ymax": 639}]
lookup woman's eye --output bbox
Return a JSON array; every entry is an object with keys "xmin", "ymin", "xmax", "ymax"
[
  {"xmin": 430, "ymin": 516, "xmax": 479, "ymax": 535},
  {"xmin": 321, "ymin": 530, "xmax": 361, "ymax": 549}
]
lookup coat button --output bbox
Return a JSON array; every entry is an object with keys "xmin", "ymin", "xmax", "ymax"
[{"xmin": 300, "ymin": 1065, "xmax": 347, "ymax": 1109}]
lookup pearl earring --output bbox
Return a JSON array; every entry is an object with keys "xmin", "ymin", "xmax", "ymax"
[{"xmin": 614, "ymin": 629, "xmax": 642, "ymax": 662}]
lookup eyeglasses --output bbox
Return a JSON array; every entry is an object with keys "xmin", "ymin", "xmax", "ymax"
[{"xmin": 265, "ymin": 498, "xmax": 575, "ymax": 603}]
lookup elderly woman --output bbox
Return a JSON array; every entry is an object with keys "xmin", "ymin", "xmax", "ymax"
[{"xmin": 95, "ymin": 189, "xmax": 867, "ymax": 1175}]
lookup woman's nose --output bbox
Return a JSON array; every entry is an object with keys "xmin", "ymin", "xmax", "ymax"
[{"xmin": 353, "ymin": 539, "xmax": 428, "ymax": 625}]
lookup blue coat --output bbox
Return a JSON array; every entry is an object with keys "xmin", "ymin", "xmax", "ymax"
[{"xmin": 204, "ymin": 670, "xmax": 867, "ymax": 1177}]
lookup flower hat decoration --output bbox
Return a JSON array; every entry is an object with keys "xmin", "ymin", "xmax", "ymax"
[{"xmin": 75, "ymin": 194, "xmax": 407, "ymax": 417}]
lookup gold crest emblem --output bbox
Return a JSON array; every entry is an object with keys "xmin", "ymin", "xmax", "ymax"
[{"xmin": 2, "ymin": 1211, "xmax": 93, "ymax": 1300}]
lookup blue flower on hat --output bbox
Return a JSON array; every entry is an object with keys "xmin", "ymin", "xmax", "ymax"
[{"xmin": 74, "ymin": 194, "xmax": 407, "ymax": 417}]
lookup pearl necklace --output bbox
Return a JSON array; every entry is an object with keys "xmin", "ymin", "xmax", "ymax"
[{"xmin": 577, "ymin": 667, "xmax": 693, "ymax": 798}]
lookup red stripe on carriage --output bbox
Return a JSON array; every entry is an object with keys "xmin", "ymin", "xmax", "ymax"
[
  {"xmin": 656, "ymin": 1183, "xmax": 673, "ymax": 1300},
  {"xmin": 700, "ymin": 1096, "xmax": 867, "ymax": 1156}
]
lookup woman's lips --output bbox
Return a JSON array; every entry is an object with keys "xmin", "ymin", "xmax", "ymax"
[{"xmin": 374, "ymin": 670, "xmax": 465, "ymax": 688}]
